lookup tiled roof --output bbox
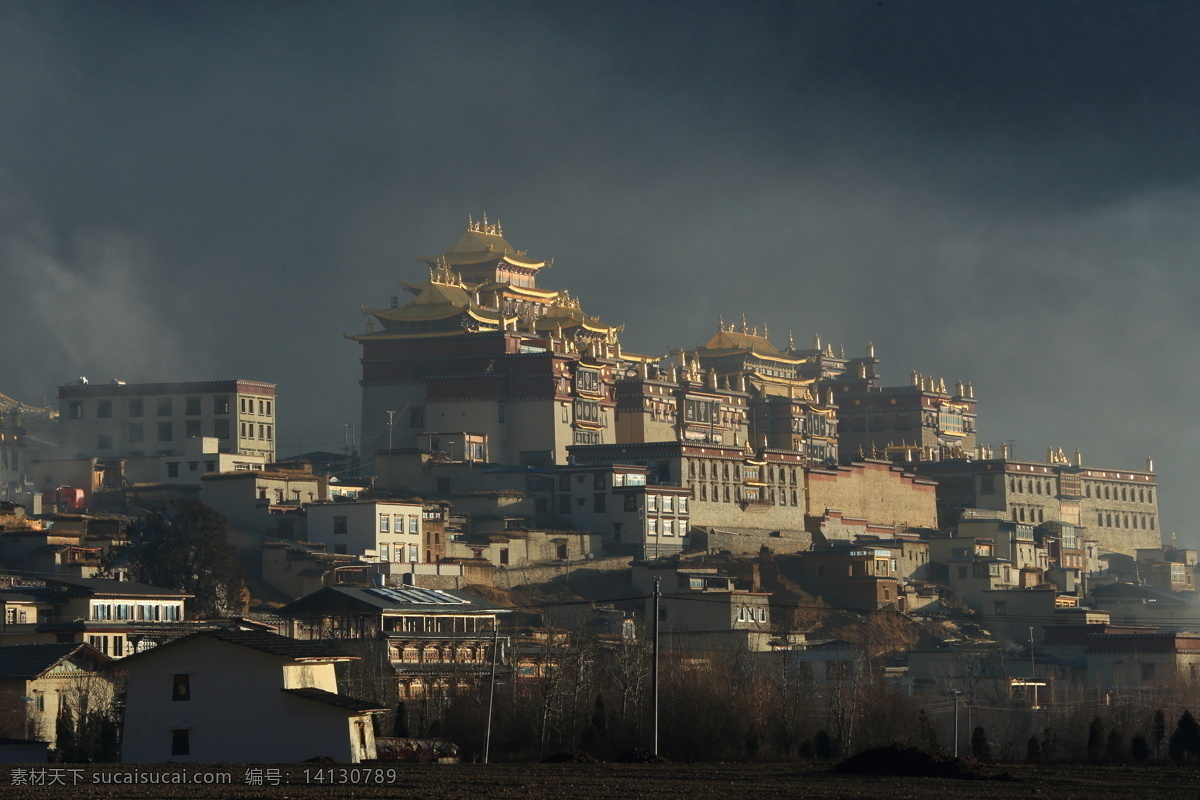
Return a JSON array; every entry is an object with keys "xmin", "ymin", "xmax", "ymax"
[
  {"xmin": 41, "ymin": 575, "xmax": 191, "ymax": 598},
  {"xmin": 197, "ymin": 629, "xmax": 355, "ymax": 661},
  {"xmin": 0, "ymin": 642, "xmax": 108, "ymax": 680},
  {"xmin": 281, "ymin": 687, "xmax": 387, "ymax": 713},
  {"xmin": 280, "ymin": 585, "xmax": 507, "ymax": 616}
]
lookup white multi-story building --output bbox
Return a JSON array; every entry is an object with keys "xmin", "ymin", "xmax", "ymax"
[
  {"xmin": 306, "ymin": 500, "xmax": 425, "ymax": 562},
  {"xmin": 58, "ymin": 378, "xmax": 277, "ymax": 462}
]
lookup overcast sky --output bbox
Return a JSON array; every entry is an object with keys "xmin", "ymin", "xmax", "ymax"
[{"xmin": 3, "ymin": 1, "xmax": 1198, "ymax": 539}]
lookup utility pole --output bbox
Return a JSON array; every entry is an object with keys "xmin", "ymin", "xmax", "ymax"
[
  {"xmin": 1029, "ymin": 626, "xmax": 1035, "ymax": 677},
  {"xmin": 385, "ymin": 411, "xmax": 396, "ymax": 488},
  {"xmin": 483, "ymin": 623, "xmax": 500, "ymax": 764},
  {"xmin": 652, "ymin": 576, "xmax": 661, "ymax": 758},
  {"xmin": 342, "ymin": 424, "xmax": 356, "ymax": 464},
  {"xmin": 953, "ymin": 691, "xmax": 960, "ymax": 757}
]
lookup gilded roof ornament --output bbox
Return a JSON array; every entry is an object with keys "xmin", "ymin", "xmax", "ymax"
[
  {"xmin": 466, "ymin": 212, "xmax": 504, "ymax": 237},
  {"xmin": 430, "ymin": 256, "xmax": 462, "ymax": 286}
]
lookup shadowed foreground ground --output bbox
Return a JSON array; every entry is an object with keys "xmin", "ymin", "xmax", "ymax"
[{"xmin": 2, "ymin": 762, "xmax": 1200, "ymax": 800}]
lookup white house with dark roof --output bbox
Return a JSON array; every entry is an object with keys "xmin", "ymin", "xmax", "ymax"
[
  {"xmin": 0, "ymin": 642, "xmax": 113, "ymax": 748},
  {"xmin": 120, "ymin": 629, "xmax": 385, "ymax": 763}
]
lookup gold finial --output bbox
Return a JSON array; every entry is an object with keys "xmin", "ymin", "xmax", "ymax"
[
  {"xmin": 788, "ymin": 330, "xmax": 795, "ymax": 350},
  {"xmin": 718, "ymin": 314, "xmax": 724, "ymax": 331},
  {"xmin": 740, "ymin": 313, "xmax": 748, "ymax": 333},
  {"xmin": 763, "ymin": 323, "xmax": 769, "ymax": 339}
]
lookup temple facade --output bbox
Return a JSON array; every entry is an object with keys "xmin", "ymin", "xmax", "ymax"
[{"xmin": 350, "ymin": 217, "xmax": 631, "ymax": 470}]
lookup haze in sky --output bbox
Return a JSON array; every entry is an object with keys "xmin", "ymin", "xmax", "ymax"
[{"xmin": 2, "ymin": 1, "xmax": 1198, "ymax": 538}]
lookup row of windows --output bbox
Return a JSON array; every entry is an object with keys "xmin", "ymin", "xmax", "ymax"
[
  {"xmin": 240, "ymin": 422, "xmax": 273, "ymax": 441},
  {"xmin": 686, "ymin": 460, "xmax": 799, "ymax": 484},
  {"xmin": 1010, "ymin": 478, "xmax": 1055, "ymax": 496},
  {"xmin": 240, "ymin": 397, "xmax": 272, "ymax": 416},
  {"xmin": 69, "ymin": 395, "xmax": 234, "ymax": 420},
  {"xmin": 91, "ymin": 602, "xmax": 182, "ymax": 621},
  {"xmin": 647, "ymin": 518, "xmax": 688, "ymax": 536},
  {"xmin": 89, "ymin": 634, "xmax": 126, "ymax": 657},
  {"xmin": 1086, "ymin": 483, "xmax": 1154, "ymax": 503},
  {"xmin": 379, "ymin": 515, "xmax": 421, "ymax": 534},
  {"xmin": 646, "ymin": 495, "xmax": 688, "ymax": 513},
  {"xmin": 377, "ymin": 543, "xmax": 422, "ymax": 562},
  {"xmin": 97, "ymin": 420, "xmax": 234, "ymax": 449},
  {"xmin": 393, "ymin": 644, "xmax": 492, "ymax": 663},
  {"xmin": 735, "ymin": 606, "xmax": 768, "ymax": 623},
  {"xmin": 165, "ymin": 460, "xmax": 217, "ymax": 477},
  {"xmin": 1011, "ymin": 506, "xmax": 1046, "ymax": 523},
  {"xmin": 1096, "ymin": 511, "xmax": 1155, "ymax": 530},
  {"xmin": 258, "ymin": 487, "xmax": 315, "ymax": 503},
  {"xmin": 560, "ymin": 471, "xmax": 649, "ymax": 491},
  {"xmin": 698, "ymin": 480, "xmax": 802, "ymax": 507}
]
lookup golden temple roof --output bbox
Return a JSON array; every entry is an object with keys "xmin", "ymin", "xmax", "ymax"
[
  {"xmin": 702, "ymin": 328, "xmax": 783, "ymax": 357},
  {"xmin": 360, "ymin": 262, "xmax": 513, "ymax": 333},
  {"xmin": 418, "ymin": 215, "xmax": 548, "ymax": 269},
  {"xmin": 532, "ymin": 291, "xmax": 621, "ymax": 336}
]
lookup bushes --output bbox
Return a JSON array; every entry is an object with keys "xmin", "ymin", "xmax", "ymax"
[
  {"xmin": 1168, "ymin": 710, "xmax": 1200, "ymax": 763},
  {"xmin": 971, "ymin": 726, "xmax": 991, "ymax": 761}
]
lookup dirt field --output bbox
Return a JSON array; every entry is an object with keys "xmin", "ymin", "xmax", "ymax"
[{"xmin": 2, "ymin": 762, "xmax": 1200, "ymax": 800}]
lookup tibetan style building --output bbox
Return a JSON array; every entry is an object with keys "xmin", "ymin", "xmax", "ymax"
[
  {"xmin": 349, "ymin": 217, "xmax": 633, "ymax": 470},
  {"xmin": 683, "ymin": 321, "xmax": 839, "ymax": 461},
  {"xmin": 350, "ymin": 218, "xmax": 981, "ymax": 477}
]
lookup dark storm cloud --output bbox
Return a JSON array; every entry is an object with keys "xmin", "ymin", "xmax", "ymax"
[{"xmin": 2, "ymin": 1, "xmax": 1198, "ymax": 536}]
